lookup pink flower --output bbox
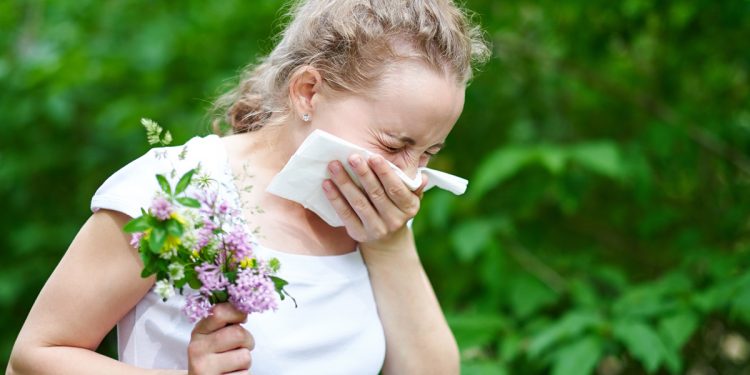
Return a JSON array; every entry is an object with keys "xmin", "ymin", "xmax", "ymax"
[
  {"xmin": 150, "ymin": 196, "xmax": 172, "ymax": 221},
  {"xmin": 183, "ymin": 293, "xmax": 212, "ymax": 323},
  {"xmin": 228, "ymin": 268, "xmax": 278, "ymax": 314}
]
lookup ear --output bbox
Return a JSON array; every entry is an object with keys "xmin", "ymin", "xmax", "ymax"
[{"xmin": 288, "ymin": 66, "xmax": 323, "ymax": 122}]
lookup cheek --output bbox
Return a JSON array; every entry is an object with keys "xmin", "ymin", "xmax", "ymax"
[{"xmin": 382, "ymin": 152, "xmax": 423, "ymax": 179}]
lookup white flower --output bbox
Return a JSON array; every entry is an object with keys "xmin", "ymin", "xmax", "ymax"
[
  {"xmin": 159, "ymin": 248, "xmax": 178, "ymax": 260},
  {"xmin": 155, "ymin": 279, "xmax": 174, "ymax": 300},
  {"xmin": 168, "ymin": 263, "xmax": 185, "ymax": 281}
]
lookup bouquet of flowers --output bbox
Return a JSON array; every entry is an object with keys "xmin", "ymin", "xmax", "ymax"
[{"xmin": 123, "ymin": 119, "xmax": 292, "ymax": 323}]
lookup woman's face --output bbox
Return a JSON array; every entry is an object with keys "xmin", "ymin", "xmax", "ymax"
[{"xmin": 309, "ymin": 62, "xmax": 465, "ymax": 178}]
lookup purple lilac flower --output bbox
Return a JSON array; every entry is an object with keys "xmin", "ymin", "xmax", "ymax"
[
  {"xmin": 195, "ymin": 263, "xmax": 229, "ymax": 292},
  {"xmin": 195, "ymin": 190, "xmax": 220, "ymax": 216},
  {"xmin": 228, "ymin": 268, "xmax": 278, "ymax": 314},
  {"xmin": 217, "ymin": 201, "xmax": 230, "ymax": 215},
  {"xmin": 195, "ymin": 220, "xmax": 216, "ymax": 250},
  {"xmin": 150, "ymin": 196, "xmax": 173, "ymax": 221},
  {"xmin": 223, "ymin": 226, "xmax": 254, "ymax": 261},
  {"xmin": 183, "ymin": 293, "xmax": 213, "ymax": 323},
  {"xmin": 129, "ymin": 232, "xmax": 143, "ymax": 249}
]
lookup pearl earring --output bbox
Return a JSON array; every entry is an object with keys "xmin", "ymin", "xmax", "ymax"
[{"xmin": 302, "ymin": 113, "xmax": 311, "ymax": 122}]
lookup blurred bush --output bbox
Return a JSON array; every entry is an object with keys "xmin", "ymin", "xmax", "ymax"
[{"xmin": 1, "ymin": 0, "xmax": 749, "ymax": 374}]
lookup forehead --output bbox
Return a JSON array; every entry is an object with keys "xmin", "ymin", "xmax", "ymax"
[{"xmin": 366, "ymin": 62, "xmax": 466, "ymax": 141}]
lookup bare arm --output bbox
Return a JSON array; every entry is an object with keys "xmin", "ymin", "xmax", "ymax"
[
  {"xmin": 7, "ymin": 210, "xmax": 185, "ymax": 375},
  {"xmin": 360, "ymin": 229, "xmax": 460, "ymax": 375}
]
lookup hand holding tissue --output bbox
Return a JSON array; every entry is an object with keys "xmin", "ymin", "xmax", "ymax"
[{"xmin": 266, "ymin": 130, "xmax": 468, "ymax": 227}]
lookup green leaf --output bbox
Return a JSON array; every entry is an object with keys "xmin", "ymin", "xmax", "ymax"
[
  {"xmin": 139, "ymin": 252, "xmax": 158, "ymax": 278},
  {"xmin": 149, "ymin": 227, "xmax": 167, "ymax": 254},
  {"xmin": 212, "ymin": 289, "xmax": 228, "ymax": 303},
  {"xmin": 693, "ymin": 281, "xmax": 735, "ymax": 312},
  {"xmin": 447, "ymin": 313, "xmax": 506, "ymax": 348},
  {"xmin": 175, "ymin": 169, "xmax": 195, "ymax": 195},
  {"xmin": 471, "ymin": 147, "xmax": 532, "ymax": 199},
  {"xmin": 270, "ymin": 275, "xmax": 297, "ymax": 306},
  {"xmin": 185, "ymin": 270, "xmax": 201, "ymax": 289},
  {"xmin": 613, "ymin": 320, "xmax": 667, "ymax": 373},
  {"xmin": 500, "ymin": 333, "xmax": 523, "ymax": 363},
  {"xmin": 156, "ymin": 174, "xmax": 172, "ymax": 195},
  {"xmin": 451, "ymin": 220, "xmax": 495, "ymax": 262},
  {"xmin": 165, "ymin": 219, "xmax": 183, "ymax": 237},
  {"xmin": 659, "ymin": 312, "xmax": 698, "ymax": 352},
  {"xmin": 730, "ymin": 278, "xmax": 750, "ymax": 326},
  {"xmin": 140, "ymin": 265, "xmax": 157, "ymax": 278},
  {"xmin": 123, "ymin": 216, "xmax": 150, "ymax": 233},
  {"xmin": 269, "ymin": 257, "xmax": 281, "ymax": 272},
  {"xmin": 139, "ymin": 248, "xmax": 153, "ymax": 273},
  {"xmin": 550, "ymin": 336, "xmax": 603, "ymax": 375},
  {"xmin": 424, "ymin": 190, "xmax": 455, "ymax": 229},
  {"xmin": 461, "ymin": 360, "xmax": 509, "ymax": 375},
  {"xmin": 508, "ymin": 275, "xmax": 559, "ymax": 319},
  {"xmin": 271, "ymin": 275, "xmax": 289, "ymax": 293},
  {"xmin": 537, "ymin": 145, "xmax": 567, "ymax": 174},
  {"xmin": 177, "ymin": 197, "xmax": 201, "ymax": 208},
  {"xmin": 569, "ymin": 141, "xmax": 624, "ymax": 180},
  {"xmin": 528, "ymin": 310, "xmax": 604, "ymax": 359},
  {"xmin": 613, "ymin": 284, "xmax": 675, "ymax": 319}
]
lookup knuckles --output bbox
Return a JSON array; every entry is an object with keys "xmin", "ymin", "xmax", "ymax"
[
  {"xmin": 368, "ymin": 186, "xmax": 387, "ymax": 202},
  {"xmin": 235, "ymin": 348, "xmax": 253, "ymax": 368},
  {"xmin": 350, "ymin": 196, "xmax": 371, "ymax": 213},
  {"xmin": 403, "ymin": 200, "xmax": 420, "ymax": 217},
  {"xmin": 219, "ymin": 324, "xmax": 248, "ymax": 346},
  {"xmin": 386, "ymin": 185, "xmax": 403, "ymax": 199}
]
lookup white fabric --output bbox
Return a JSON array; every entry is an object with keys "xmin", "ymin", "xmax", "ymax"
[
  {"xmin": 91, "ymin": 135, "xmax": 386, "ymax": 374},
  {"xmin": 267, "ymin": 129, "xmax": 468, "ymax": 227}
]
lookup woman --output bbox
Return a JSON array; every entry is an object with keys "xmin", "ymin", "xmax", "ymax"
[{"xmin": 8, "ymin": 0, "xmax": 489, "ymax": 374}]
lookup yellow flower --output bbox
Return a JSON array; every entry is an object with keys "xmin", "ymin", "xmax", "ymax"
[
  {"xmin": 142, "ymin": 227, "xmax": 153, "ymax": 240},
  {"xmin": 240, "ymin": 257, "xmax": 256, "ymax": 269},
  {"xmin": 162, "ymin": 235, "xmax": 181, "ymax": 252},
  {"xmin": 170, "ymin": 212, "xmax": 186, "ymax": 225}
]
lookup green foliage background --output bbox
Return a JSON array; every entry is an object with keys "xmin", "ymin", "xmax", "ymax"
[{"xmin": 2, "ymin": 1, "xmax": 749, "ymax": 374}]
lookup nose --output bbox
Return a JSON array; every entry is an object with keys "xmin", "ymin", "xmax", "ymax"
[{"xmin": 391, "ymin": 160, "xmax": 419, "ymax": 180}]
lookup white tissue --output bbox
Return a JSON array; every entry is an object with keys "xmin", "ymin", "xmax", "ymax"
[{"xmin": 266, "ymin": 129, "xmax": 468, "ymax": 227}]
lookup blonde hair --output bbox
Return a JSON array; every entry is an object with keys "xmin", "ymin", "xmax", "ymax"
[{"xmin": 211, "ymin": 0, "xmax": 490, "ymax": 134}]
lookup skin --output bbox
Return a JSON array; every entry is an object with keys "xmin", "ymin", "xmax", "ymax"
[{"xmin": 7, "ymin": 60, "xmax": 464, "ymax": 375}]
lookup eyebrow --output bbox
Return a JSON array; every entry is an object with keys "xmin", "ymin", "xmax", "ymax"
[{"xmin": 386, "ymin": 132, "xmax": 445, "ymax": 149}]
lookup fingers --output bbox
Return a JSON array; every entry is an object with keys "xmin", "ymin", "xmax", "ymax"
[
  {"xmin": 367, "ymin": 155, "xmax": 421, "ymax": 218},
  {"xmin": 347, "ymin": 154, "xmax": 413, "ymax": 232},
  {"xmin": 193, "ymin": 303, "xmax": 247, "ymax": 335},
  {"xmin": 323, "ymin": 154, "xmax": 426, "ymax": 243},
  {"xmin": 189, "ymin": 347, "xmax": 252, "ymax": 375},
  {"xmin": 188, "ymin": 322, "xmax": 254, "ymax": 357},
  {"xmin": 213, "ymin": 348, "xmax": 253, "ymax": 374},
  {"xmin": 212, "ymin": 324, "xmax": 255, "ymax": 353},
  {"xmin": 324, "ymin": 160, "xmax": 379, "ymax": 236},
  {"xmin": 188, "ymin": 303, "xmax": 254, "ymax": 375}
]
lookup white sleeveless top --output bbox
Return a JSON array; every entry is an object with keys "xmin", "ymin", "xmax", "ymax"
[{"xmin": 90, "ymin": 135, "xmax": 386, "ymax": 374}]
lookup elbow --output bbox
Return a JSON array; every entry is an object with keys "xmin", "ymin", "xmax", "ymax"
[
  {"xmin": 7, "ymin": 342, "xmax": 37, "ymax": 375},
  {"xmin": 7, "ymin": 351, "xmax": 24, "ymax": 375}
]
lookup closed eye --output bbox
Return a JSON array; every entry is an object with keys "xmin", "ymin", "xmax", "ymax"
[{"xmin": 383, "ymin": 145, "xmax": 403, "ymax": 154}]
